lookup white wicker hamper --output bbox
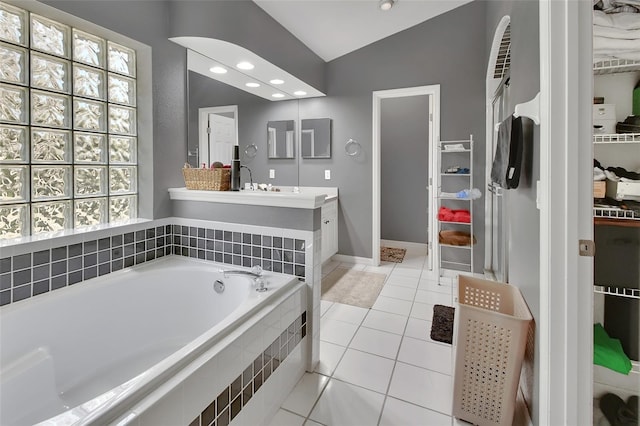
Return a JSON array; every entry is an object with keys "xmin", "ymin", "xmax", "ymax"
[{"xmin": 453, "ymin": 276, "xmax": 533, "ymax": 426}]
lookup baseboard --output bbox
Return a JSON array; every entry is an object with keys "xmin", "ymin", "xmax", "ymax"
[{"xmin": 330, "ymin": 254, "xmax": 375, "ymax": 265}]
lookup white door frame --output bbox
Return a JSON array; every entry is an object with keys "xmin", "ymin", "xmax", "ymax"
[
  {"xmin": 198, "ymin": 105, "xmax": 238, "ymax": 166},
  {"xmin": 372, "ymin": 85, "xmax": 440, "ymax": 270},
  {"xmin": 539, "ymin": 1, "xmax": 592, "ymax": 424}
]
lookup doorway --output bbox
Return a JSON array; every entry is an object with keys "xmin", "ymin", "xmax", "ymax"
[
  {"xmin": 372, "ymin": 85, "xmax": 440, "ymax": 276},
  {"xmin": 198, "ymin": 105, "xmax": 238, "ymax": 167}
]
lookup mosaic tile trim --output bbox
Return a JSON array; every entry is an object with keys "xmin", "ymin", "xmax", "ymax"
[
  {"xmin": 0, "ymin": 223, "xmax": 306, "ymax": 307},
  {"xmin": 189, "ymin": 312, "xmax": 307, "ymax": 426},
  {"xmin": 171, "ymin": 225, "xmax": 306, "ymax": 277}
]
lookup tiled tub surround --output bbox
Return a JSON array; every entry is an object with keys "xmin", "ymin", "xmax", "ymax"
[
  {"xmin": 0, "ymin": 255, "xmax": 307, "ymax": 425},
  {"xmin": 0, "ymin": 219, "xmax": 309, "ymax": 307},
  {"xmin": 1, "ymin": 217, "xmax": 322, "ymax": 373}
]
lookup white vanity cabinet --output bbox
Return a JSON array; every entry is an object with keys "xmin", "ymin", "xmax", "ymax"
[{"xmin": 321, "ymin": 199, "xmax": 338, "ymax": 263}]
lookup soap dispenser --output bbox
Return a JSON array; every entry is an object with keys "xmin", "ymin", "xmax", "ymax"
[{"xmin": 230, "ymin": 145, "xmax": 241, "ymax": 191}]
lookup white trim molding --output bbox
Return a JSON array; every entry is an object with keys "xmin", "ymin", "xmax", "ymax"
[
  {"xmin": 539, "ymin": 1, "xmax": 593, "ymax": 425},
  {"xmin": 372, "ymin": 85, "xmax": 441, "ymax": 271}
]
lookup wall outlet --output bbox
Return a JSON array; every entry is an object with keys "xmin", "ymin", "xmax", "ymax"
[
  {"xmin": 324, "ymin": 170, "xmax": 331, "ymax": 180},
  {"xmin": 269, "ymin": 169, "xmax": 275, "ymax": 179}
]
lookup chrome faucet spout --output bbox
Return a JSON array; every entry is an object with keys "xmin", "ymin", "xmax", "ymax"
[
  {"xmin": 222, "ymin": 264, "xmax": 263, "ymax": 280},
  {"xmin": 223, "ymin": 270, "xmax": 261, "ymax": 279}
]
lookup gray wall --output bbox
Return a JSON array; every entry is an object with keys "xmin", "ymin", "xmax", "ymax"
[
  {"xmin": 317, "ymin": 1, "xmax": 487, "ymax": 260},
  {"xmin": 380, "ymin": 96, "xmax": 429, "ymax": 244},
  {"xmin": 45, "ymin": 0, "xmax": 488, "ymax": 263},
  {"xmin": 43, "ymin": 0, "xmax": 187, "ymax": 219},
  {"xmin": 187, "ymin": 1, "xmax": 487, "ymax": 261},
  {"xmin": 44, "ymin": 0, "xmax": 326, "ymax": 219},
  {"xmin": 486, "ymin": 0, "xmax": 540, "ymax": 422}
]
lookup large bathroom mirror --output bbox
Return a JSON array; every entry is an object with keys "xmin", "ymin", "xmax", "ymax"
[
  {"xmin": 267, "ymin": 120, "xmax": 295, "ymax": 159},
  {"xmin": 301, "ymin": 118, "xmax": 332, "ymax": 159},
  {"xmin": 198, "ymin": 105, "xmax": 238, "ymax": 166}
]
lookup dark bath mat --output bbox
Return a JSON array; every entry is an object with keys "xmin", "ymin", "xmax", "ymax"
[{"xmin": 430, "ymin": 305, "xmax": 455, "ymax": 344}]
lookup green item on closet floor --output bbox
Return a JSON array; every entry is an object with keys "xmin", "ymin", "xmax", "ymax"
[
  {"xmin": 634, "ymin": 86, "xmax": 640, "ymax": 116},
  {"xmin": 594, "ymin": 323, "xmax": 632, "ymax": 375}
]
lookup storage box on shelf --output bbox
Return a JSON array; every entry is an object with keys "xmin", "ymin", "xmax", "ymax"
[
  {"xmin": 594, "ymin": 181, "xmax": 606, "ymax": 198},
  {"xmin": 593, "ymin": 104, "xmax": 617, "ymax": 134}
]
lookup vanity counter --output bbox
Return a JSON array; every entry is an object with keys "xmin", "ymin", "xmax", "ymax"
[{"xmin": 168, "ymin": 186, "xmax": 337, "ymax": 209}]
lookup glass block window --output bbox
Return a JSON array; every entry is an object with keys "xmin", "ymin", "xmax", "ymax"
[{"xmin": 0, "ymin": 1, "xmax": 138, "ymax": 239}]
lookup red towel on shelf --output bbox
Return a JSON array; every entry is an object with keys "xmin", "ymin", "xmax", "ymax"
[{"xmin": 438, "ymin": 207, "xmax": 471, "ymax": 223}]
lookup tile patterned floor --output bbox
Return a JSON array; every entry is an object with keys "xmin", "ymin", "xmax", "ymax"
[{"xmin": 268, "ymin": 241, "xmax": 466, "ymax": 426}]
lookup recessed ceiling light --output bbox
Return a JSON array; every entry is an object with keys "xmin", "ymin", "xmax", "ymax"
[
  {"xmin": 270, "ymin": 79, "xmax": 284, "ymax": 85},
  {"xmin": 245, "ymin": 82, "xmax": 260, "ymax": 88},
  {"xmin": 209, "ymin": 66, "xmax": 227, "ymax": 74},
  {"xmin": 236, "ymin": 61, "xmax": 254, "ymax": 70},
  {"xmin": 294, "ymin": 91, "xmax": 307, "ymax": 96},
  {"xmin": 272, "ymin": 93, "xmax": 285, "ymax": 98},
  {"xmin": 378, "ymin": 0, "xmax": 395, "ymax": 11}
]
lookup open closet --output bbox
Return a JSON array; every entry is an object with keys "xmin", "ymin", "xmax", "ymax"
[{"xmin": 592, "ymin": 4, "xmax": 640, "ymax": 424}]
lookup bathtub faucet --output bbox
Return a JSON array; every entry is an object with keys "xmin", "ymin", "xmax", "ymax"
[{"xmin": 222, "ymin": 265, "xmax": 268, "ymax": 292}]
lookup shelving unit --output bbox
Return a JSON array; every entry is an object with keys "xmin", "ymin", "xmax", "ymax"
[
  {"xmin": 592, "ymin": 60, "xmax": 640, "ymax": 408},
  {"xmin": 437, "ymin": 136, "xmax": 475, "ymax": 274}
]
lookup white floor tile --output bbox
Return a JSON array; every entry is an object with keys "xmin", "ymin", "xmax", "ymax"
[
  {"xmin": 320, "ymin": 318, "xmax": 359, "ymax": 347},
  {"xmin": 390, "ymin": 267, "xmax": 422, "ymax": 278},
  {"xmin": 333, "ymin": 348, "xmax": 395, "ymax": 393},
  {"xmin": 404, "ymin": 318, "xmax": 430, "ymax": 341},
  {"xmin": 279, "ymin": 239, "xmax": 460, "ymax": 426},
  {"xmin": 308, "ymin": 378, "xmax": 385, "ymax": 426},
  {"xmin": 361, "ymin": 310, "xmax": 408, "ymax": 335},
  {"xmin": 349, "ymin": 326, "xmax": 402, "ymax": 359},
  {"xmin": 414, "ymin": 289, "xmax": 453, "ymax": 306},
  {"xmin": 281, "ymin": 373, "xmax": 330, "ymax": 417},
  {"xmin": 380, "ymin": 396, "xmax": 452, "ymax": 426},
  {"xmin": 372, "ymin": 296, "xmax": 413, "ymax": 316},
  {"xmin": 267, "ymin": 409, "xmax": 306, "ymax": 426},
  {"xmin": 320, "ymin": 300, "xmax": 333, "ymax": 317},
  {"xmin": 419, "ymin": 278, "xmax": 453, "ymax": 295},
  {"xmin": 379, "ymin": 284, "xmax": 417, "ymax": 301},
  {"xmin": 315, "ymin": 341, "xmax": 347, "ymax": 376},
  {"xmin": 323, "ymin": 303, "xmax": 368, "ymax": 325},
  {"xmin": 410, "ymin": 301, "xmax": 434, "ymax": 321},
  {"xmin": 385, "ymin": 274, "xmax": 420, "ymax": 289},
  {"xmin": 388, "ymin": 362, "xmax": 453, "ymax": 416},
  {"xmin": 397, "ymin": 337, "xmax": 452, "ymax": 375},
  {"xmin": 398, "ymin": 258, "xmax": 426, "ymax": 269}
]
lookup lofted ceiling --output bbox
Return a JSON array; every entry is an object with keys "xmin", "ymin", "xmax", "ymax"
[{"xmin": 253, "ymin": 0, "xmax": 474, "ymax": 62}]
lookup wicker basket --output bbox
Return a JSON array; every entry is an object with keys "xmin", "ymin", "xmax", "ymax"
[{"xmin": 182, "ymin": 168, "xmax": 231, "ymax": 191}]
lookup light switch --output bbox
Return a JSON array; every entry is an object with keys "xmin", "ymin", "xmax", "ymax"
[
  {"xmin": 269, "ymin": 169, "xmax": 275, "ymax": 179},
  {"xmin": 324, "ymin": 170, "xmax": 331, "ymax": 180}
]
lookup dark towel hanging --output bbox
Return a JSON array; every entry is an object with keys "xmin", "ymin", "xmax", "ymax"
[
  {"xmin": 491, "ymin": 115, "xmax": 527, "ymax": 189},
  {"xmin": 505, "ymin": 116, "xmax": 524, "ymax": 189}
]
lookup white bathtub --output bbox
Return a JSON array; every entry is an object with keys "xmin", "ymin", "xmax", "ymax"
[{"xmin": 0, "ymin": 256, "xmax": 303, "ymax": 425}]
